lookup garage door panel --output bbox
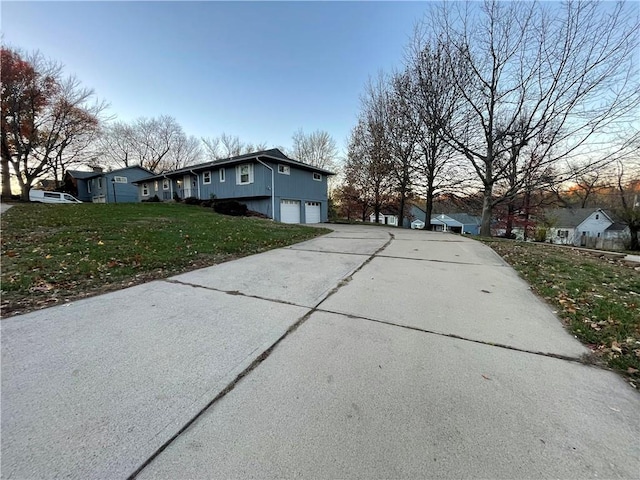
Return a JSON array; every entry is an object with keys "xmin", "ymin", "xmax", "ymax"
[
  {"xmin": 305, "ymin": 202, "xmax": 321, "ymax": 224},
  {"xmin": 281, "ymin": 200, "xmax": 300, "ymax": 224}
]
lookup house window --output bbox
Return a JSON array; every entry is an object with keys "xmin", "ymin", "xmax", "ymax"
[
  {"xmin": 154, "ymin": 180, "xmax": 159, "ymax": 191},
  {"xmin": 236, "ymin": 164, "xmax": 253, "ymax": 185},
  {"xmin": 113, "ymin": 176, "xmax": 128, "ymax": 183},
  {"xmin": 142, "ymin": 183, "xmax": 149, "ymax": 196},
  {"xmin": 219, "ymin": 168, "xmax": 225, "ymax": 183},
  {"xmin": 203, "ymin": 171, "xmax": 211, "ymax": 184},
  {"xmin": 97, "ymin": 178, "xmax": 102, "ymax": 189},
  {"xmin": 595, "ymin": 214, "xmax": 599, "ymax": 219},
  {"xmin": 278, "ymin": 164, "xmax": 290, "ymax": 175},
  {"xmin": 87, "ymin": 180, "xmax": 92, "ymax": 194},
  {"xmin": 313, "ymin": 172, "xmax": 322, "ymax": 181},
  {"xmin": 163, "ymin": 179, "xmax": 169, "ymax": 190}
]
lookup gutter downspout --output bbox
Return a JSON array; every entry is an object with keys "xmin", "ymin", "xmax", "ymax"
[
  {"xmin": 256, "ymin": 158, "xmax": 275, "ymax": 220},
  {"xmin": 190, "ymin": 170, "xmax": 201, "ymax": 199}
]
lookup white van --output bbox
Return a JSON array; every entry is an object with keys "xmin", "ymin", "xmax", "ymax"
[{"xmin": 29, "ymin": 189, "xmax": 82, "ymax": 204}]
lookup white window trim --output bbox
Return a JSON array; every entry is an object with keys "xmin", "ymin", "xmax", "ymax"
[
  {"xmin": 154, "ymin": 180, "xmax": 159, "ymax": 191},
  {"xmin": 313, "ymin": 172, "xmax": 322, "ymax": 181},
  {"xmin": 278, "ymin": 164, "xmax": 290, "ymax": 175},
  {"xmin": 219, "ymin": 168, "xmax": 225, "ymax": 183},
  {"xmin": 142, "ymin": 183, "xmax": 149, "ymax": 197},
  {"xmin": 203, "ymin": 171, "xmax": 211, "ymax": 184},
  {"xmin": 98, "ymin": 178, "xmax": 103, "ymax": 189},
  {"xmin": 87, "ymin": 180, "xmax": 92, "ymax": 194},
  {"xmin": 163, "ymin": 179, "xmax": 169, "ymax": 190},
  {"xmin": 236, "ymin": 164, "xmax": 254, "ymax": 185}
]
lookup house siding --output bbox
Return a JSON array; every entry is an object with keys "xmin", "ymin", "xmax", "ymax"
[
  {"xmin": 69, "ymin": 167, "xmax": 151, "ymax": 203},
  {"xmin": 548, "ymin": 210, "xmax": 614, "ymax": 246}
]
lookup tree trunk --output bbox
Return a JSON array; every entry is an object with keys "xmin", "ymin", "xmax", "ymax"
[
  {"xmin": 1, "ymin": 156, "xmax": 11, "ymax": 198},
  {"xmin": 398, "ymin": 194, "xmax": 406, "ymax": 228},
  {"xmin": 480, "ymin": 188, "xmax": 493, "ymax": 237},
  {"xmin": 425, "ymin": 175, "xmax": 434, "ymax": 231},
  {"xmin": 425, "ymin": 196, "xmax": 433, "ymax": 231},
  {"xmin": 629, "ymin": 224, "xmax": 639, "ymax": 251},
  {"xmin": 505, "ymin": 201, "xmax": 515, "ymax": 238},
  {"xmin": 522, "ymin": 190, "xmax": 531, "ymax": 241}
]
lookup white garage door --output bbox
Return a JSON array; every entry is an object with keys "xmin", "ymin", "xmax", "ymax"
[
  {"xmin": 280, "ymin": 199, "xmax": 301, "ymax": 224},
  {"xmin": 305, "ymin": 201, "xmax": 321, "ymax": 224}
]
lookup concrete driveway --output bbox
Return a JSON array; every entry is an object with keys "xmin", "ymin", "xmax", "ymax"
[{"xmin": 2, "ymin": 225, "xmax": 638, "ymax": 479}]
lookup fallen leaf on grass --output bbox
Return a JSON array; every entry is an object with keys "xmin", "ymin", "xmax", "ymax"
[{"xmin": 481, "ymin": 374, "xmax": 491, "ymax": 380}]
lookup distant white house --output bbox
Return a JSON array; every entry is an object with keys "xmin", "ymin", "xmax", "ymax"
[
  {"xmin": 411, "ymin": 219, "xmax": 425, "ymax": 229},
  {"xmin": 368, "ymin": 212, "xmax": 399, "ymax": 226},
  {"xmin": 545, "ymin": 208, "xmax": 627, "ymax": 249}
]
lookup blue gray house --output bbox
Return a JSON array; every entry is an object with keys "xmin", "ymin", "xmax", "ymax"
[
  {"xmin": 65, "ymin": 166, "xmax": 153, "ymax": 203},
  {"xmin": 134, "ymin": 149, "xmax": 334, "ymax": 224},
  {"xmin": 404, "ymin": 204, "xmax": 481, "ymax": 234}
]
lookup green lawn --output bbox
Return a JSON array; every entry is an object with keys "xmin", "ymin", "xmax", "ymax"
[
  {"xmin": 1, "ymin": 203, "xmax": 329, "ymax": 317},
  {"xmin": 481, "ymin": 238, "xmax": 640, "ymax": 387}
]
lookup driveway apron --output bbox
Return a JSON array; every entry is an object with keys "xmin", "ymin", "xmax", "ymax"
[{"xmin": 2, "ymin": 225, "xmax": 638, "ymax": 479}]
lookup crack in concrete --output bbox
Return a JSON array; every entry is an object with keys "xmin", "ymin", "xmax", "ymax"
[
  {"xmin": 161, "ymin": 279, "xmax": 307, "ymax": 309},
  {"xmin": 129, "ymin": 231, "xmax": 395, "ymax": 479},
  {"xmin": 285, "ymin": 247, "xmax": 373, "ymax": 257},
  {"xmin": 316, "ymin": 307, "xmax": 599, "ymax": 368},
  {"xmin": 391, "ymin": 238, "xmax": 468, "ymax": 243}
]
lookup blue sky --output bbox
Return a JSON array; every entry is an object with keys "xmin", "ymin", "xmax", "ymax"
[{"xmin": 1, "ymin": 1, "xmax": 430, "ymax": 154}]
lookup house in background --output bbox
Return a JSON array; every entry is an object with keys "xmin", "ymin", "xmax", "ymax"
[
  {"xmin": 134, "ymin": 149, "xmax": 334, "ymax": 224},
  {"xmin": 368, "ymin": 211, "xmax": 399, "ymax": 226},
  {"xmin": 404, "ymin": 205, "xmax": 481, "ymax": 234},
  {"xmin": 544, "ymin": 207, "xmax": 627, "ymax": 249},
  {"xmin": 65, "ymin": 166, "xmax": 153, "ymax": 203}
]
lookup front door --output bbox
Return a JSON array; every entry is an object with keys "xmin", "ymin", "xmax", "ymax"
[{"xmin": 183, "ymin": 174, "xmax": 191, "ymax": 198}]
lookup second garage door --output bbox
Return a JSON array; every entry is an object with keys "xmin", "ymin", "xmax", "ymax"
[
  {"xmin": 280, "ymin": 199, "xmax": 301, "ymax": 224},
  {"xmin": 305, "ymin": 201, "xmax": 321, "ymax": 224}
]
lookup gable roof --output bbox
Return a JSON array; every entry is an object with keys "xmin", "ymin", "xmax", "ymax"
[
  {"xmin": 544, "ymin": 208, "xmax": 612, "ymax": 228},
  {"xmin": 67, "ymin": 170, "xmax": 100, "ymax": 180},
  {"xmin": 135, "ymin": 148, "xmax": 335, "ymax": 183},
  {"xmin": 445, "ymin": 213, "xmax": 482, "ymax": 225}
]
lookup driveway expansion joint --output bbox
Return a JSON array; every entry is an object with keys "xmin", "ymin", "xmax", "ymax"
[
  {"xmin": 316, "ymin": 308, "xmax": 600, "ymax": 368},
  {"xmin": 376, "ymin": 253, "xmax": 504, "ymax": 266}
]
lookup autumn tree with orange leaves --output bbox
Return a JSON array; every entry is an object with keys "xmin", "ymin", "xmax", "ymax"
[{"xmin": 1, "ymin": 47, "xmax": 106, "ymax": 199}]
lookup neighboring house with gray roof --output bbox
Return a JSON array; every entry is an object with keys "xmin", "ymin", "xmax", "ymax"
[
  {"xmin": 133, "ymin": 148, "xmax": 334, "ymax": 224},
  {"xmin": 544, "ymin": 208, "xmax": 617, "ymax": 247},
  {"xmin": 65, "ymin": 166, "xmax": 153, "ymax": 203},
  {"xmin": 404, "ymin": 205, "xmax": 481, "ymax": 234}
]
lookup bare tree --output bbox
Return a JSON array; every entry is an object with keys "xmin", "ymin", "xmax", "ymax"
[
  {"xmin": 97, "ymin": 121, "xmax": 138, "ymax": 168},
  {"xmin": 44, "ymin": 77, "xmax": 106, "ymax": 186},
  {"xmin": 201, "ymin": 133, "xmax": 267, "ymax": 160},
  {"xmin": 347, "ymin": 75, "xmax": 394, "ymax": 223},
  {"xmin": 291, "ymin": 128, "xmax": 338, "ymax": 170},
  {"xmin": 403, "ymin": 31, "xmax": 468, "ymax": 230},
  {"xmin": 98, "ymin": 116, "xmax": 201, "ymax": 173},
  {"xmin": 428, "ymin": 0, "xmax": 639, "ymax": 235},
  {"xmin": 163, "ymin": 134, "xmax": 202, "ymax": 171},
  {"xmin": 385, "ymin": 73, "xmax": 420, "ymax": 227}
]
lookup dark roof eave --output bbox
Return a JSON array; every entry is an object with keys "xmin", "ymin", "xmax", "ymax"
[{"xmin": 133, "ymin": 151, "xmax": 335, "ymax": 183}]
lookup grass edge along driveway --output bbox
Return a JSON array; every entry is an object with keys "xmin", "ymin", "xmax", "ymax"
[
  {"xmin": 1, "ymin": 203, "xmax": 329, "ymax": 317},
  {"xmin": 481, "ymin": 237, "xmax": 640, "ymax": 388}
]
